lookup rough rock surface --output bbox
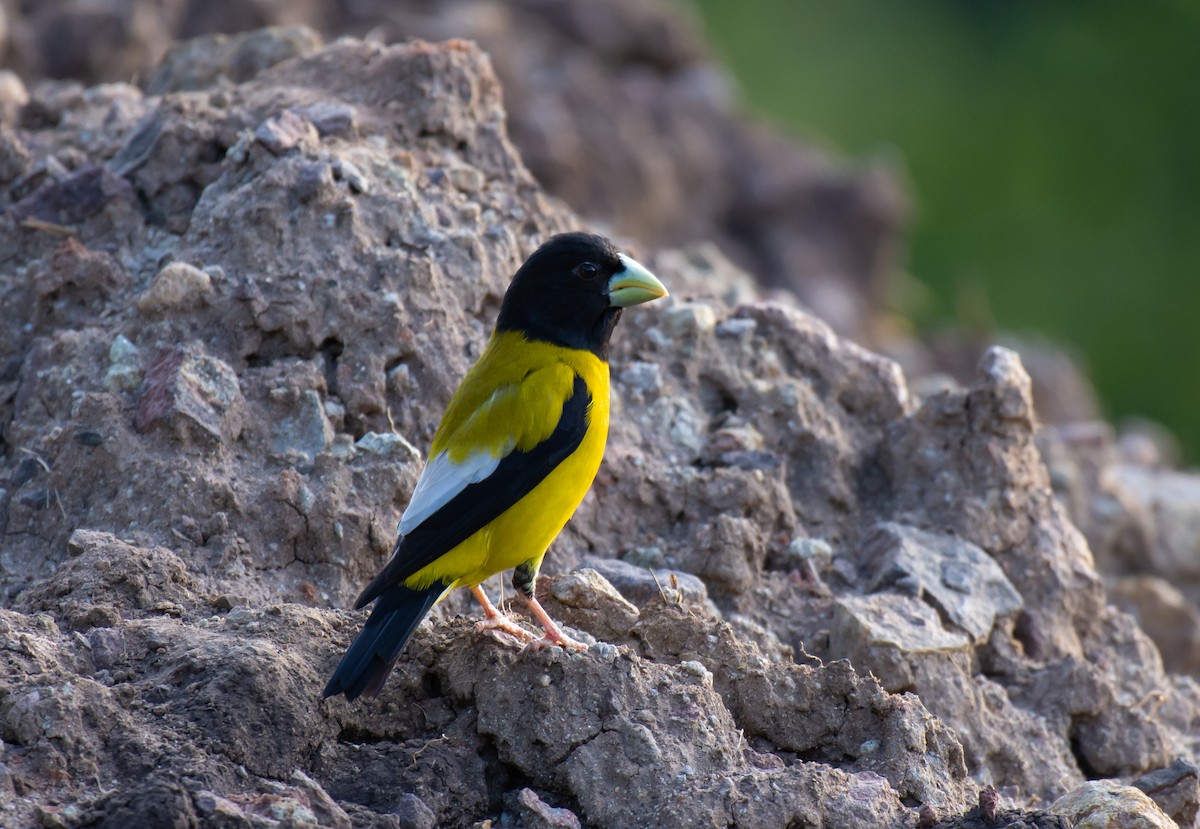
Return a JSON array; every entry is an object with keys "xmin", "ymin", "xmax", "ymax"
[
  {"xmin": 2, "ymin": 0, "xmax": 907, "ymax": 341},
  {"xmin": 1, "ymin": 8, "xmax": 1200, "ymax": 829}
]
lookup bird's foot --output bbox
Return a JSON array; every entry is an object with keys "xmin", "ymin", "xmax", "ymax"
[
  {"xmin": 516, "ymin": 590, "xmax": 589, "ymax": 653},
  {"xmin": 525, "ymin": 630, "xmax": 589, "ymax": 653},
  {"xmin": 474, "ymin": 614, "xmax": 537, "ymax": 647},
  {"xmin": 469, "ymin": 585, "xmax": 536, "ymax": 647}
]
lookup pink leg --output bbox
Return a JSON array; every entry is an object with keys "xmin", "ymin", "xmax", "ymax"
[
  {"xmin": 470, "ymin": 585, "xmax": 535, "ymax": 645},
  {"xmin": 519, "ymin": 592, "xmax": 588, "ymax": 652}
]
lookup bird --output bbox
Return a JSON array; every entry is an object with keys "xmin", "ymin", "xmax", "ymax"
[{"xmin": 323, "ymin": 232, "xmax": 668, "ymax": 701}]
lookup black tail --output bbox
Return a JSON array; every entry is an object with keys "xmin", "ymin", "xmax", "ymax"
[{"xmin": 323, "ymin": 583, "xmax": 445, "ymax": 701}]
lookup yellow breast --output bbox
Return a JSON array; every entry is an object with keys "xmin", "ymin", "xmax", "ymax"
[{"xmin": 404, "ymin": 334, "xmax": 610, "ymax": 590}]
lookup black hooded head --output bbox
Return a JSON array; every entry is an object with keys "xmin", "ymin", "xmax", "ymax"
[{"xmin": 495, "ymin": 232, "xmax": 666, "ymax": 360}]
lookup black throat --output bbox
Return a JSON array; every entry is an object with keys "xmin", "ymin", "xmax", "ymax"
[{"xmin": 496, "ymin": 305, "xmax": 621, "ymax": 361}]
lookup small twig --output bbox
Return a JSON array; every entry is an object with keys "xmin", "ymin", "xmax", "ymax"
[
  {"xmin": 19, "ymin": 447, "xmax": 52, "ymax": 473},
  {"xmin": 795, "ymin": 641, "xmax": 825, "ymax": 668},
  {"xmin": 1134, "ymin": 689, "xmax": 1168, "ymax": 718},
  {"xmin": 407, "ymin": 734, "xmax": 449, "ymax": 769},
  {"xmin": 649, "ymin": 568, "xmax": 670, "ymax": 604},
  {"xmin": 20, "ymin": 217, "xmax": 76, "ymax": 236}
]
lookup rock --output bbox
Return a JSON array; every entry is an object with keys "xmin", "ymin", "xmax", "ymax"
[
  {"xmin": 1109, "ymin": 575, "xmax": 1200, "ymax": 676},
  {"xmin": 0, "ymin": 70, "xmax": 29, "ymax": 125},
  {"xmin": 931, "ymin": 788, "xmax": 1070, "ymax": 828},
  {"xmin": 255, "ymin": 109, "xmax": 320, "ymax": 155},
  {"xmin": 33, "ymin": 238, "xmax": 131, "ymax": 330},
  {"xmin": 1051, "ymin": 780, "xmax": 1176, "ymax": 829},
  {"xmin": 831, "ymin": 593, "xmax": 971, "ymax": 692},
  {"xmin": 0, "ymin": 9, "xmax": 1196, "ymax": 829},
  {"xmin": 615, "ymin": 361, "xmax": 662, "ymax": 395},
  {"xmin": 1132, "ymin": 757, "xmax": 1200, "ymax": 827},
  {"xmin": 1108, "ymin": 465, "xmax": 1200, "ymax": 579},
  {"xmin": 192, "ymin": 790, "xmax": 254, "ymax": 826},
  {"xmin": 0, "ymin": 126, "xmax": 31, "ymax": 182},
  {"xmin": 631, "ymin": 605, "xmax": 971, "ymax": 811},
  {"xmin": 145, "ymin": 25, "xmax": 325, "ymax": 94},
  {"xmin": 858, "ymin": 522, "xmax": 1024, "ymax": 642},
  {"xmin": 17, "ymin": 530, "xmax": 195, "ymax": 628},
  {"xmin": 134, "ymin": 345, "xmax": 245, "ymax": 446},
  {"xmin": 288, "ymin": 769, "xmax": 352, "ymax": 829},
  {"xmin": 466, "ymin": 633, "xmax": 917, "ymax": 827},
  {"xmin": 586, "ymin": 556, "xmax": 710, "ymax": 610},
  {"xmin": 355, "ymin": 432, "xmax": 421, "ymax": 460},
  {"xmin": 514, "ymin": 788, "xmax": 582, "ymax": 829},
  {"xmin": 83, "ymin": 775, "xmax": 201, "ymax": 828},
  {"xmin": 662, "ymin": 301, "xmax": 718, "ymax": 339},
  {"xmin": 542, "ymin": 568, "xmax": 640, "ymax": 642},
  {"xmin": 273, "ymin": 389, "xmax": 334, "ymax": 463},
  {"xmin": 391, "ymin": 793, "xmax": 436, "ymax": 829},
  {"xmin": 291, "ymin": 102, "xmax": 357, "ymax": 137},
  {"xmin": 135, "ymin": 261, "xmax": 214, "ymax": 314},
  {"xmin": 103, "ymin": 334, "xmax": 143, "ymax": 393},
  {"xmin": 9, "ymin": 163, "xmax": 136, "ymax": 226}
]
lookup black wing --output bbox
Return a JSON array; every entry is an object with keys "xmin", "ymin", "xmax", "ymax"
[{"xmin": 355, "ymin": 374, "xmax": 591, "ymax": 608}]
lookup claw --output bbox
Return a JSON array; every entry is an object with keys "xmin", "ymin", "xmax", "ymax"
[
  {"xmin": 518, "ymin": 590, "xmax": 589, "ymax": 653},
  {"xmin": 469, "ymin": 585, "xmax": 535, "ymax": 647},
  {"xmin": 474, "ymin": 614, "xmax": 536, "ymax": 646},
  {"xmin": 525, "ymin": 630, "xmax": 589, "ymax": 653}
]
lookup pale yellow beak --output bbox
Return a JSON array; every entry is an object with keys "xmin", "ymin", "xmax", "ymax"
[{"xmin": 608, "ymin": 254, "xmax": 668, "ymax": 307}]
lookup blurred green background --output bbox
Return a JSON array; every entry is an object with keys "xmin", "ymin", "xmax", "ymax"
[{"xmin": 692, "ymin": 0, "xmax": 1200, "ymax": 463}]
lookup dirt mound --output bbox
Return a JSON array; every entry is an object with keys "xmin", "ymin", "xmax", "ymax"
[{"xmin": 0, "ymin": 15, "xmax": 1197, "ymax": 829}]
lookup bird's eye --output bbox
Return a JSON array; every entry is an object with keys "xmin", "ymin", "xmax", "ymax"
[{"xmin": 574, "ymin": 262, "xmax": 599, "ymax": 280}]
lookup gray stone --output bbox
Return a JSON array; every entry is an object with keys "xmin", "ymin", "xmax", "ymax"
[
  {"xmin": 1131, "ymin": 757, "xmax": 1200, "ymax": 828},
  {"xmin": 587, "ymin": 556, "xmax": 709, "ymax": 609},
  {"xmin": 859, "ymin": 522, "xmax": 1023, "ymax": 641},
  {"xmin": 104, "ymin": 334, "xmax": 143, "ymax": 392},
  {"xmin": 832, "ymin": 594, "xmax": 971, "ymax": 655},
  {"xmin": 291, "ymin": 102, "xmax": 357, "ymax": 137},
  {"xmin": 1109, "ymin": 465, "xmax": 1200, "ymax": 579},
  {"xmin": 355, "ymin": 431, "xmax": 421, "ymax": 460},
  {"xmin": 545, "ymin": 568, "xmax": 639, "ymax": 642},
  {"xmin": 272, "ymin": 389, "xmax": 333, "ymax": 462},
  {"xmin": 391, "ymin": 793, "xmax": 435, "ymax": 829}
]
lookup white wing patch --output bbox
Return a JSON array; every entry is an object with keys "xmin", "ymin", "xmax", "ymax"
[
  {"xmin": 397, "ymin": 384, "xmax": 524, "ymax": 536},
  {"xmin": 398, "ymin": 449, "xmax": 502, "ymax": 536}
]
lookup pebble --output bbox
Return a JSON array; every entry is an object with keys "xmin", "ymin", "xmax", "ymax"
[
  {"xmin": 291, "ymin": 102, "xmax": 357, "ymax": 137},
  {"xmin": 332, "ymin": 157, "xmax": 369, "ymax": 193},
  {"xmin": 447, "ymin": 166, "xmax": 484, "ymax": 194},
  {"xmin": 104, "ymin": 334, "xmax": 143, "ymax": 392},
  {"xmin": 715, "ymin": 317, "xmax": 756, "ymax": 338},
  {"xmin": 272, "ymin": 390, "xmax": 333, "ymax": 462},
  {"xmin": 662, "ymin": 303, "xmax": 717, "ymax": 338},
  {"xmin": 135, "ymin": 261, "xmax": 212, "ymax": 314},
  {"xmin": 679, "ymin": 660, "xmax": 714, "ymax": 688},
  {"xmin": 618, "ymin": 361, "xmax": 662, "ymax": 395},
  {"xmin": 0, "ymin": 70, "xmax": 29, "ymax": 105},
  {"xmin": 254, "ymin": 110, "xmax": 318, "ymax": 155},
  {"xmin": 783, "ymin": 537, "xmax": 833, "ymax": 567},
  {"xmin": 355, "ymin": 431, "xmax": 421, "ymax": 460}
]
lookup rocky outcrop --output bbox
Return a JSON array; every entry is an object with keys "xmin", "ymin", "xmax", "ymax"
[{"xmin": 1, "ymin": 11, "xmax": 1199, "ymax": 829}]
